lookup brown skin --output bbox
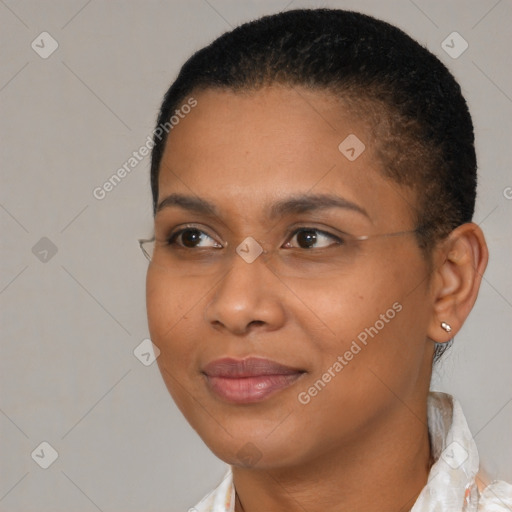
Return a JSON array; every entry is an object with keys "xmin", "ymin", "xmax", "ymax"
[{"xmin": 145, "ymin": 85, "xmax": 488, "ymax": 511}]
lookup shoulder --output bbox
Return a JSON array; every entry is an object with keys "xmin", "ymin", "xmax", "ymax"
[{"xmin": 478, "ymin": 480, "xmax": 512, "ymax": 511}]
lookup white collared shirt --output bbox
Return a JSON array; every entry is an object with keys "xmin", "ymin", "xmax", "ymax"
[{"xmin": 190, "ymin": 392, "xmax": 512, "ymax": 511}]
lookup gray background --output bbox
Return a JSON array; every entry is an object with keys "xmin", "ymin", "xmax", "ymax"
[{"xmin": 1, "ymin": 0, "xmax": 511, "ymax": 511}]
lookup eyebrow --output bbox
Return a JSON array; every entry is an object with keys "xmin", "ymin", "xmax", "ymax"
[{"xmin": 156, "ymin": 192, "xmax": 369, "ymax": 219}]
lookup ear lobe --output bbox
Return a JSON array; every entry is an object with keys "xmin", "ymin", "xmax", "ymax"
[{"xmin": 427, "ymin": 223, "xmax": 489, "ymax": 343}]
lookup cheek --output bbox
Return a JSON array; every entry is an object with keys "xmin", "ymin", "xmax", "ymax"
[
  {"xmin": 315, "ymin": 249, "xmax": 431, "ymax": 382},
  {"xmin": 146, "ymin": 272, "xmax": 171, "ymax": 340},
  {"xmin": 146, "ymin": 269, "xmax": 202, "ymax": 415},
  {"xmin": 146, "ymin": 269, "xmax": 195, "ymax": 367}
]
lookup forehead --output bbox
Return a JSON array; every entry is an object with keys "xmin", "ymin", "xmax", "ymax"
[{"xmin": 158, "ymin": 86, "xmax": 416, "ymax": 230}]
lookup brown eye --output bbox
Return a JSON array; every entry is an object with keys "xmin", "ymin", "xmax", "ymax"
[
  {"xmin": 285, "ymin": 228, "xmax": 341, "ymax": 249},
  {"xmin": 168, "ymin": 228, "xmax": 221, "ymax": 249},
  {"xmin": 180, "ymin": 229, "xmax": 202, "ymax": 248},
  {"xmin": 296, "ymin": 229, "xmax": 317, "ymax": 249}
]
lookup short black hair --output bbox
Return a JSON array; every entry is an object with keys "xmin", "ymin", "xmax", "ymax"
[{"xmin": 150, "ymin": 8, "xmax": 477, "ymax": 360}]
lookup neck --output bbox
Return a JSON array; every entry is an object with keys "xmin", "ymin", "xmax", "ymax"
[{"xmin": 232, "ymin": 399, "xmax": 432, "ymax": 512}]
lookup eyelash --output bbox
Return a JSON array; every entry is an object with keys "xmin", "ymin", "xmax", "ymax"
[{"xmin": 165, "ymin": 225, "xmax": 344, "ymax": 250}]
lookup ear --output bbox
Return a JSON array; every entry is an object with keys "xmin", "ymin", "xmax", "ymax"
[{"xmin": 427, "ymin": 223, "xmax": 489, "ymax": 343}]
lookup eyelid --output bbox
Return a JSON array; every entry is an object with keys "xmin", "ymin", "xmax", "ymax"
[{"xmin": 284, "ymin": 222, "xmax": 351, "ymax": 240}]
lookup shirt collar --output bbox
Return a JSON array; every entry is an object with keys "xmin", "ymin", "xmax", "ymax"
[{"xmin": 411, "ymin": 391, "xmax": 480, "ymax": 511}]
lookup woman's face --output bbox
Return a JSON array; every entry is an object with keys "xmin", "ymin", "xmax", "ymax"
[{"xmin": 146, "ymin": 86, "xmax": 436, "ymax": 468}]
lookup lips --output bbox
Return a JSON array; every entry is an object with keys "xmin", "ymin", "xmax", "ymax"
[{"xmin": 202, "ymin": 357, "xmax": 305, "ymax": 403}]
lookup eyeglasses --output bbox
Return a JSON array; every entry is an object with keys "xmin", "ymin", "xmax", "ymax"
[
  {"xmin": 138, "ymin": 226, "xmax": 422, "ymax": 278},
  {"xmin": 139, "ymin": 237, "xmax": 156, "ymax": 261}
]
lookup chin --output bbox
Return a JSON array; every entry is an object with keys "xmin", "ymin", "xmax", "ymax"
[{"xmin": 191, "ymin": 416, "xmax": 309, "ymax": 470}]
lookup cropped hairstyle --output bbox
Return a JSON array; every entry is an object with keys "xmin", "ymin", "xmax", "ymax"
[{"xmin": 149, "ymin": 8, "xmax": 478, "ymax": 360}]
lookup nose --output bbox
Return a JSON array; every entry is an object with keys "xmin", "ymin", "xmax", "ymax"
[{"xmin": 203, "ymin": 245, "xmax": 286, "ymax": 336}]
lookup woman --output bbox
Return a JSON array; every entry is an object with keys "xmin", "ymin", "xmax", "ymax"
[{"xmin": 139, "ymin": 8, "xmax": 512, "ymax": 512}]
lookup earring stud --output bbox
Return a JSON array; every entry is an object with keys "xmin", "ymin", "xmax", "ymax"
[{"xmin": 441, "ymin": 322, "xmax": 452, "ymax": 333}]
